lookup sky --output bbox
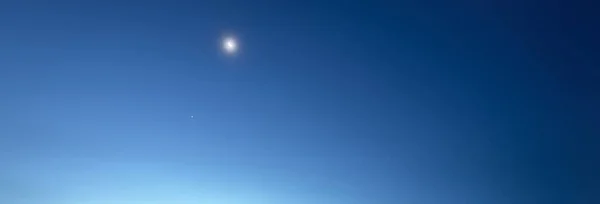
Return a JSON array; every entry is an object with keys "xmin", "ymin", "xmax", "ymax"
[{"xmin": 0, "ymin": 1, "xmax": 597, "ymax": 204}]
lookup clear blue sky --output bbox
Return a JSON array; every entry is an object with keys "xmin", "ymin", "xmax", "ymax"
[{"xmin": 1, "ymin": 1, "xmax": 597, "ymax": 204}]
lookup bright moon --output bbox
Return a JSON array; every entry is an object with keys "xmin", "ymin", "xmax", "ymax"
[{"xmin": 222, "ymin": 37, "xmax": 238, "ymax": 54}]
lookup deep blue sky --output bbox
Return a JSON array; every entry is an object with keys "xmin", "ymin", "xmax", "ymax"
[{"xmin": 1, "ymin": 1, "xmax": 597, "ymax": 204}]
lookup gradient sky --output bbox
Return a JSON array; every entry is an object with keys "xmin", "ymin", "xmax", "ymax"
[{"xmin": 1, "ymin": 1, "xmax": 597, "ymax": 204}]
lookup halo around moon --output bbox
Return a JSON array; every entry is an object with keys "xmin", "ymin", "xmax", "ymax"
[{"xmin": 222, "ymin": 36, "xmax": 238, "ymax": 55}]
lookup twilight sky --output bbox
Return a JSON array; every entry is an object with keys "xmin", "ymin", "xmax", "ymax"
[{"xmin": 0, "ymin": 1, "xmax": 597, "ymax": 204}]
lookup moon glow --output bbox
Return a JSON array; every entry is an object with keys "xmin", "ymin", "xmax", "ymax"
[{"xmin": 222, "ymin": 36, "xmax": 238, "ymax": 54}]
